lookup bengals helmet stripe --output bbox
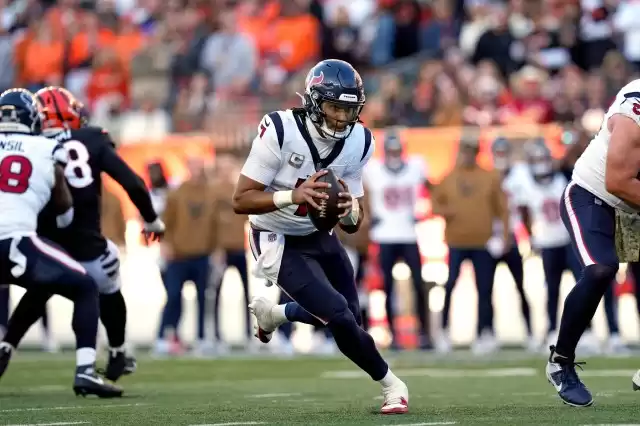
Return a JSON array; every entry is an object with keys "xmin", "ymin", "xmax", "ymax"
[{"xmin": 35, "ymin": 86, "xmax": 85, "ymax": 131}]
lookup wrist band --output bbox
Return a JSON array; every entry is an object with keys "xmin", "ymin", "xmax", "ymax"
[{"xmin": 273, "ymin": 190, "xmax": 294, "ymax": 209}]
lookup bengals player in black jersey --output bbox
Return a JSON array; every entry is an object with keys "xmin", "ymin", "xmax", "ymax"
[{"xmin": 0, "ymin": 87, "xmax": 164, "ymax": 383}]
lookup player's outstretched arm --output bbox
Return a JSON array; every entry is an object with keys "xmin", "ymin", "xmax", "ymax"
[
  {"xmin": 101, "ymin": 143, "xmax": 158, "ymax": 224},
  {"xmin": 605, "ymin": 114, "xmax": 640, "ymax": 208},
  {"xmin": 52, "ymin": 164, "xmax": 74, "ymax": 227}
]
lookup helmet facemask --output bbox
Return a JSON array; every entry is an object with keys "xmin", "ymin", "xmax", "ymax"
[{"xmin": 304, "ymin": 90, "xmax": 364, "ymax": 141}]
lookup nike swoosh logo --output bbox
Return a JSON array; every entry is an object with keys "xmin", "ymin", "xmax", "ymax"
[
  {"xmin": 264, "ymin": 118, "xmax": 271, "ymax": 127},
  {"xmin": 77, "ymin": 373, "xmax": 105, "ymax": 385}
]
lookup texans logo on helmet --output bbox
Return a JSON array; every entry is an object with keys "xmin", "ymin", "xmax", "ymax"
[{"xmin": 307, "ymin": 71, "xmax": 324, "ymax": 88}]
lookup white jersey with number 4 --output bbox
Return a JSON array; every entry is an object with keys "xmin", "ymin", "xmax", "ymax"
[
  {"xmin": 364, "ymin": 157, "xmax": 426, "ymax": 243},
  {"xmin": 241, "ymin": 110, "xmax": 375, "ymax": 236},
  {"xmin": 573, "ymin": 78, "xmax": 640, "ymax": 213},
  {"xmin": 0, "ymin": 132, "xmax": 67, "ymax": 239},
  {"xmin": 517, "ymin": 173, "xmax": 571, "ymax": 249}
]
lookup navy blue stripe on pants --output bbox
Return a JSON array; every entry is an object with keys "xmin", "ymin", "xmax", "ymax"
[{"xmin": 441, "ymin": 247, "xmax": 494, "ymax": 336}]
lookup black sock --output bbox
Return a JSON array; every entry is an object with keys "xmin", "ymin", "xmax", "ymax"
[
  {"xmin": 328, "ymin": 311, "xmax": 388, "ymax": 381},
  {"xmin": 4, "ymin": 291, "xmax": 51, "ymax": 348},
  {"xmin": 556, "ymin": 264, "xmax": 616, "ymax": 357},
  {"xmin": 72, "ymin": 283, "xmax": 99, "ymax": 350},
  {"xmin": 100, "ymin": 291, "xmax": 127, "ymax": 348}
]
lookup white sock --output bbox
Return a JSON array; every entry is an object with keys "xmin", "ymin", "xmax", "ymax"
[
  {"xmin": 110, "ymin": 344, "xmax": 125, "ymax": 352},
  {"xmin": 378, "ymin": 368, "xmax": 402, "ymax": 388},
  {"xmin": 271, "ymin": 304, "xmax": 289, "ymax": 325},
  {"xmin": 76, "ymin": 347, "xmax": 97, "ymax": 367}
]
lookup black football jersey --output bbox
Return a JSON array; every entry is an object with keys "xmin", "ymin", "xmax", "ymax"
[{"xmin": 38, "ymin": 126, "xmax": 157, "ymax": 261}]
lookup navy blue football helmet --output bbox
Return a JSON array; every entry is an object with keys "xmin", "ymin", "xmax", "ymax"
[
  {"xmin": 384, "ymin": 129, "xmax": 404, "ymax": 170},
  {"xmin": 491, "ymin": 137, "xmax": 511, "ymax": 171},
  {"xmin": 302, "ymin": 59, "xmax": 365, "ymax": 140},
  {"xmin": 0, "ymin": 88, "xmax": 42, "ymax": 134},
  {"xmin": 525, "ymin": 137, "xmax": 554, "ymax": 180}
]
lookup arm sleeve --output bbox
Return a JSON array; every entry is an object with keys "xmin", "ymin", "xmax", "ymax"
[
  {"xmin": 343, "ymin": 135, "xmax": 376, "ymax": 198},
  {"xmin": 240, "ymin": 114, "xmax": 282, "ymax": 186},
  {"xmin": 99, "ymin": 135, "xmax": 157, "ymax": 223}
]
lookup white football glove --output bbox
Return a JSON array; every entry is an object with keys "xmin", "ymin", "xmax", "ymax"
[{"xmin": 142, "ymin": 218, "xmax": 165, "ymax": 243}]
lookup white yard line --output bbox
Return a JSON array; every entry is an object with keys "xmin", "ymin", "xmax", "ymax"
[
  {"xmin": 189, "ymin": 423, "xmax": 267, "ymax": 426},
  {"xmin": 322, "ymin": 368, "xmax": 537, "ymax": 379},
  {"xmin": 245, "ymin": 393, "xmax": 301, "ymax": 398},
  {"xmin": 5, "ymin": 422, "xmax": 90, "ymax": 426},
  {"xmin": 382, "ymin": 423, "xmax": 456, "ymax": 426},
  {"xmin": 0, "ymin": 403, "xmax": 149, "ymax": 413}
]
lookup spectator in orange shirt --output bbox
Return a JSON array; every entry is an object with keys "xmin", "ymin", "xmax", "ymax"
[
  {"xmin": 67, "ymin": 11, "xmax": 116, "ymax": 70},
  {"xmin": 113, "ymin": 16, "xmax": 147, "ymax": 72},
  {"xmin": 266, "ymin": 2, "xmax": 320, "ymax": 74},
  {"xmin": 22, "ymin": 21, "xmax": 64, "ymax": 92},
  {"xmin": 85, "ymin": 47, "xmax": 130, "ymax": 116}
]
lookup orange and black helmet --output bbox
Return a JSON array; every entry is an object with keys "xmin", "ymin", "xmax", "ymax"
[{"xmin": 35, "ymin": 86, "xmax": 88, "ymax": 131}]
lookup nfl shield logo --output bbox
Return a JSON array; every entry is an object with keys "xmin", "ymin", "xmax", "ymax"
[{"xmin": 268, "ymin": 233, "xmax": 277, "ymax": 242}]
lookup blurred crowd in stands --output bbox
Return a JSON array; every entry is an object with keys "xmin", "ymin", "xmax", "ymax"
[{"xmin": 1, "ymin": 0, "xmax": 638, "ymax": 144}]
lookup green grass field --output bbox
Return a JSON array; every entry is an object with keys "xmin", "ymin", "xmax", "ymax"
[{"xmin": 1, "ymin": 351, "xmax": 640, "ymax": 425}]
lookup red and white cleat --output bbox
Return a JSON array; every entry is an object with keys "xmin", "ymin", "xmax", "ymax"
[
  {"xmin": 248, "ymin": 297, "xmax": 280, "ymax": 343},
  {"xmin": 380, "ymin": 383, "xmax": 409, "ymax": 414}
]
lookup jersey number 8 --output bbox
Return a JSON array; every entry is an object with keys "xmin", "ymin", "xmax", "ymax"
[
  {"xmin": 64, "ymin": 140, "xmax": 93, "ymax": 189},
  {"xmin": 0, "ymin": 155, "xmax": 33, "ymax": 194}
]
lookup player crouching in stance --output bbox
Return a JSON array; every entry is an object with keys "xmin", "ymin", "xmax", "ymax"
[
  {"xmin": 234, "ymin": 59, "xmax": 408, "ymax": 414},
  {"xmin": 0, "ymin": 86, "xmax": 164, "ymax": 385},
  {"xmin": 0, "ymin": 89, "xmax": 121, "ymax": 397}
]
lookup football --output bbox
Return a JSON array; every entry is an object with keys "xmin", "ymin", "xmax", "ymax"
[{"xmin": 307, "ymin": 168, "xmax": 344, "ymax": 231}]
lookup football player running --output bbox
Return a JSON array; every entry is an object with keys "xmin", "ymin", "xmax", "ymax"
[
  {"xmin": 0, "ymin": 88, "xmax": 121, "ymax": 397},
  {"xmin": 488, "ymin": 138, "xmax": 534, "ymax": 353},
  {"xmin": 0, "ymin": 87, "xmax": 164, "ymax": 383},
  {"xmin": 234, "ymin": 59, "xmax": 409, "ymax": 414},
  {"xmin": 547, "ymin": 80, "xmax": 640, "ymax": 406}
]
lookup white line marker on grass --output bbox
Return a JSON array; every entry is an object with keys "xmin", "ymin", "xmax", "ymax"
[
  {"xmin": 5, "ymin": 422, "xmax": 90, "ymax": 426},
  {"xmin": 322, "ymin": 368, "xmax": 536, "ymax": 379},
  {"xmin": 0, "ymin": 403, "xmax": 149, "ymax": 413},
  {"xmin": 189, "ymin": 422, "xmax": 267, "ymax": 426},
  {"xmin": 382, "ymin": 422, "xmax": 456, "ymax": 426},
  {"xmin": 246, "ymin": 393, "xmax": 301, "ymax": 398}
]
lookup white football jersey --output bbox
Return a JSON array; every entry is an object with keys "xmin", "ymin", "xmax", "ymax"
[
  {"xmin": 0, "ymin": 132, "xmax": 67, "ymax": 239},
  {"xmin": 241, "ymin": 110, "xmax": 374, "ymax": 236},
  {"xmin": 518, "ymin": 172, "xmax": 571, "ymax": 248},
  {"xmin": 365, "ymin": 156, "xmax": 426, "ymax": 243},
  {"xmin": 491, "ymin": 162, "xmax": 530, "ymax": 237},
  {"xmin": 573, "ymin": 78, "xmax": 640, "ymax": 213}
]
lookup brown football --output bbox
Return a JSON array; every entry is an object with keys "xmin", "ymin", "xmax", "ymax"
[{"xmin": 307, "ymin": 168, "xmax": 344, "ymax": 231}]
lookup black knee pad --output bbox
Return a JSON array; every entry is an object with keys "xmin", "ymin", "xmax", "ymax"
[{"xmin": 583, "ymin": 263, "xmax": 618, "ymax": 286}]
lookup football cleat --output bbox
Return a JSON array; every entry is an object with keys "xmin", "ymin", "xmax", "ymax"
[
  {"xmin": 248, "ymin": 296, "xmax": 282, "ymax": 343},
  {"xmin": 99, "ymin": 349, "xmax": 136, "ymax": 382},
  {"xmin": 380, "ymin": 381, "xmax": 409, "ymax": 414},
  {"xmin": 0, "ymin": 342, "xmax": 13, "ymax": 378},
  {"xmin": 546, "ymin": 345, "xmax": 593, "ymax": 407},
  {"xmin": 633, "ymin": 370, "xmax": 640, "ymax": 391},
  {"xmin": 74, "ymin": 364, "xmax": 123, "ymax": 398}
]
